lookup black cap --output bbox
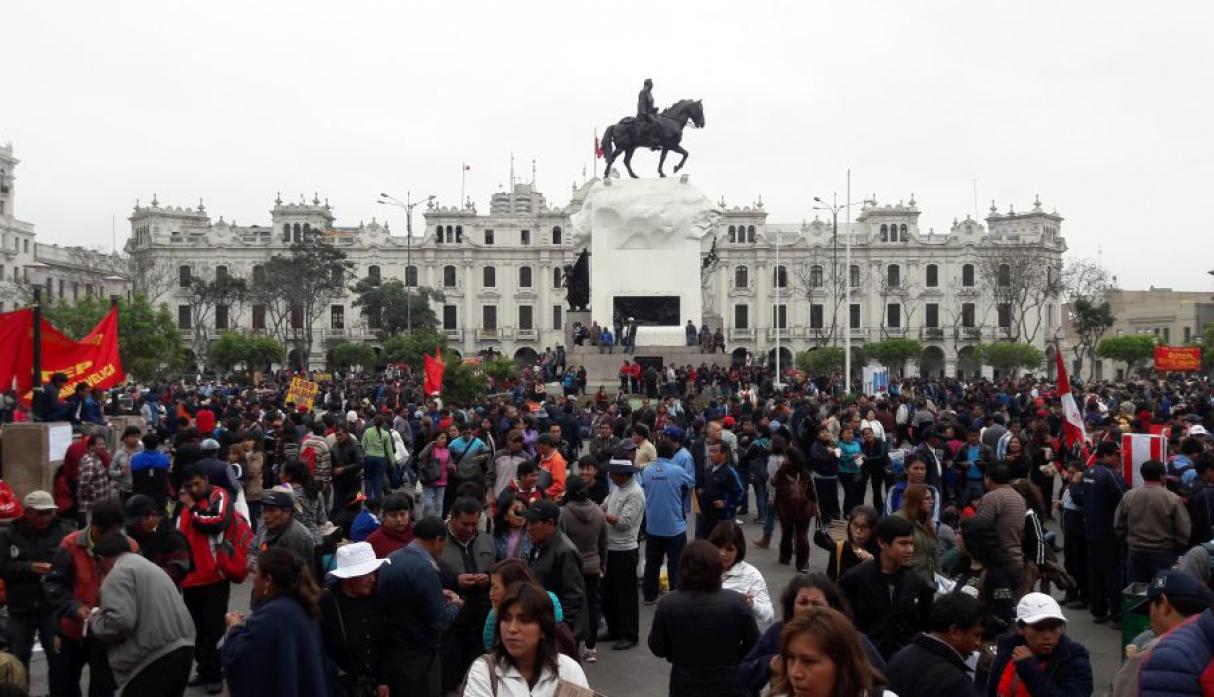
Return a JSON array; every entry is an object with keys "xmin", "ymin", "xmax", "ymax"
[
  {"xmin": 525, "ymin": 499, "xmax": 561, "ymax": 523},
  {"xmin": 1096, "ymin": 441, "xmax": 1121, "ymax": 457},
  {"xmin": 123, "ymin": 495, "xmax": 160, "ymax": 525},
  {"xmin": 1131, "ymin": 569, "xmax": 1214, "ymax": 614}
]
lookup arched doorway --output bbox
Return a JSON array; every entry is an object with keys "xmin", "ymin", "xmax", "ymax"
[
  {"xmin": 731, "ymin": 348, "xmax": 749, "ymax": 367},
  {"xmin": 957, "ymin": 346, "xmax": 980, "ymax": 380},
  {"xmin": 920, "ymin": 346, "xmax": 945, "ymax": 379},
  {"xmin": 767, "ymin": 347, "xmax": 793, "ymax": 369},
  {"xmin": 1044, "ymin": 344, "xmax": 1057, "ymax": 381},
  {"xmin": 286, "ymin": 348, "xmax": 303, "ymax": 371},
  {"xmin": 514, "ymin": 347, "xmax": 539, "ymax": 365}
]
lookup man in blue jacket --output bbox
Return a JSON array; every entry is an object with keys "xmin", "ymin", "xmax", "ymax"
[
  {"xmin": 640, "ymin": 440, "xmax": 695, "ymax": 602},
  {"xmin": 378, "ymin": 516, "xmax": 463, "ymax": 697},
  {"xmin": 1070, "ymin": 440, "xmax": 1128, "ymax": 627}
]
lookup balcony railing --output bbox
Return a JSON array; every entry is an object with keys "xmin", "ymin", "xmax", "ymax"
[
  {"xmin": 477, "ymin": 328, "xmax": 502, "ymax": 341},
  {"xmin": 728, "ymin": 327, "xmax": 755, "ymax": 341},
  {"xmin": 515, "ymin": 328, "xmax": 538, "ymax": 340},
  {"xmin": 767, "ymin": 327, "xmax": 792, "ymax": 341}
]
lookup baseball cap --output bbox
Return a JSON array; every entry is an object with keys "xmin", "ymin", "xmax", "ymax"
[
  {"xmin": 662, "ymin": 425, "xmax": 686, "ymax": 443},
  {"xmin": 769, "ymin": 420, "xmax": 782, "ymax": 433},
  {"xmin": 23, "ymin": 491, "xmax": 57, "ymax": 511},
  {"xmin": 722, "ymin": 416, "xmax": 736, "ymax": 428},
  {"xmin": 346, "ymin": 410, "xmax": 359, "ymax": 423},
  {"xmin": 1016, "ymin": 592, "xmax": 1066, "ymax": 625},
  {"xmin": 1190, "ymin": 425, "xmax": 1209, "ymax": 437},
  {"xmin": 525, "ymin": 499, "xmax": 561, "ymax": 523},
  {"xmin": 123, "ymin": 494, "xmax": 161, "ymax": 525},
  {"xmin": 1131, "ymin": 569, "xmax": 1214, "ymax": 614},
  {"xmin": 200, "ymin": 438, "xmax": 221, "ymax": 452},
  {"xmin": 1096, "ymin": 441, "xmax": 1121, "ymax": 457},
  {"xmin": 260, "ymin": 490, "xmax": 296, "ymax": 510}
]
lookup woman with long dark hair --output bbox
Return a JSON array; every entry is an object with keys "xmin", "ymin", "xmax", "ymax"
[
  {"xmin": 462, "ymin": 582, "xmax": 588, "ymax": 697},
  {"xmin": 894, "ymin": 484, "xmax": 940, "ymax": 581},
  {"xmin": 738, "ymin": 573, "xmax": 886, "ymax": 695},
  {"xmin": 815, "ymin": 505, "xmax": 879, "ymax": 581},
  {"xmin": 221, "ymin": 547, "xmax": 335, "ymax": 697},
  {"xmin": 766, "ymin": 607, "xmax": 888, "ymax": 697},
  {"xmin": 649, "ymin": 541, "xmax": 760, "ymax": 697},
  {"xmin": 493, "ymin": 492, "xmax": 532, "ymax": 560}
]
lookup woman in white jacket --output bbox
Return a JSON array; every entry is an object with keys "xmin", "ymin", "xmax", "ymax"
[
  {"xmin": 709, "ymin": 521, "xmax": 774, "ymax": 625},
  {"xmin": 462, "ymin": 582, "xmax": 590, "ymax": 697}
]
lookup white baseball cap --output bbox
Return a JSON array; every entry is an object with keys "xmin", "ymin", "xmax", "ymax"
[
  {"xmin": 1190, "ymin": 424, "xmax": 1209, "ymax": 436},
  {"xmin": 1016, "ymin": 592, "xmax": 1066, "ymax": 625},
  {"xmin": 329, "ymin": 542, "xmax": 390, "ymax": 579},
  {"xmin": 346, "ymin": 410, "xmax": 359, "ymax": 423}
]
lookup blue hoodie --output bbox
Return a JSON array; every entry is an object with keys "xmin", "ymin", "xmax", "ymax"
[{"xmin": 640, "ymin": 457, "xmax": 695, "ymax": 537}]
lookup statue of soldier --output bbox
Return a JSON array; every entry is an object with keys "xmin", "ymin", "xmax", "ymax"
[{"xmin": 636, "ymin": 78, "xmax": 658, "ymax": 145}]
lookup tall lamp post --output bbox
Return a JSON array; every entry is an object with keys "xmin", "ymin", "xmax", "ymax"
[
  {"xmin": 813, "ymin": 195, "xmax": 863, "ymax": 393},
  {"xmin": 378, "ymin": 191, "xmax": 435, "ymax": 334}
]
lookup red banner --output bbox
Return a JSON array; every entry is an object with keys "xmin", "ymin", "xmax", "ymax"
[
  {"xmin": 1154, "ymin": 345, "xmax": 1202, "ymax": 372},
  {"xmin": 0, "ymin": 307, "xmax": 125, "ymax": 402}
]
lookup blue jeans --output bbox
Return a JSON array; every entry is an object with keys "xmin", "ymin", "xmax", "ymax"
[
  {"xmin": 764, "ymin": 501, "xmax": 777, "ymax": 539},
  {"xmin": 364, "ymin": 456, "xmax": 387, "ymax": 499},
  {"xmin": 422, "ymin": 485, "xmax": 446, "ymax": 519}
]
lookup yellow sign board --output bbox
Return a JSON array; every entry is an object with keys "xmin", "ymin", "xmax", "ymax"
[{"xmin": 286, "ymin": 377, "xmax": 319, "ymax": 410}]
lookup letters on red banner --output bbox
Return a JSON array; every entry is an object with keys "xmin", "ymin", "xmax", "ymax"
[
  {"xmin": 1154, "ymin": 345, "xmax": 1202, "ymax": 372},
  {"xmin": 0, "ymin": 307, "xmax": 125, "ymax": 402}
]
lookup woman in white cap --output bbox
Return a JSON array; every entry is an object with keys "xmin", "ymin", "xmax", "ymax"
[
  {"xmin": 985, "ymin": 592, "xmax": 1093, "ymax": 696},
  {"xmin": 319, "ymin": 542, "xmax": 390, "ymax": 697}
]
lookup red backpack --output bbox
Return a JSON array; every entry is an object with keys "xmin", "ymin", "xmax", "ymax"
[
  {"xmin": 215, "ymin": 510, "xmax": 253, "ymax": 583},
  {"xmin": 299, "ymin": 444, "xmax": 318, "ymax": 474}
]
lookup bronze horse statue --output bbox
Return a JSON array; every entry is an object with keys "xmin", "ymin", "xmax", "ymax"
[{"xmin": 601, "ymin": 99, "xmax": 705, "ymax": 179}]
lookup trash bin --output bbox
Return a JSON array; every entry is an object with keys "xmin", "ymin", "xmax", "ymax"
[{"xmin": 1121, "ymin": 582, "xmax": 1151, "ymax": 659}]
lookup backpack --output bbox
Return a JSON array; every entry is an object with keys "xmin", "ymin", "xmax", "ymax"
[
  {"xmin": 417, "ymin": 444, "xmax": 442, "ymax": 486},
  {"xmin": 455, "ymin": 443, "xmax": 488, "ymax": 482},
  {"xmin": 215, "ymin": 509, "xmax": 253, "ymax": 583},
  {"xmin": 0, "ymin": 482, "xmax": 23, "ymax": 522}
]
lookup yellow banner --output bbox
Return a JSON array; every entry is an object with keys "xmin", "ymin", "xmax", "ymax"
[{"xmin": 286, "ymin": 376, "xmax": 319, "ymax": 410}]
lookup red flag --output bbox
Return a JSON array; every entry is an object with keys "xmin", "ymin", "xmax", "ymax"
[
  {"xmin": 1122, "ymin": 432, "xmax": 1166, "ymax": 487},
  {"xmin": 594, "ymin": 130, "xmax": 603, "ymax": 159},
  {"xmin": 423, "ymin": 347, "xmax": 445, "ymax": 396},
  {"xmin": 1055, "ymin": 342, "xmax": 1086, "ymax": 450},
  {"xmin": 0, "ymin": 306, "xmax": 125, "ymax": 404}
]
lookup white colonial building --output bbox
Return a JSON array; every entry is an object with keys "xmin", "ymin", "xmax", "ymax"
[
  {"xmin": 0, "ymin": 143, "xmax": 130, "ymax": 313},
  {"xmin": 126, "ymin": 176, "xmax": 1067, "ymax": 378}
]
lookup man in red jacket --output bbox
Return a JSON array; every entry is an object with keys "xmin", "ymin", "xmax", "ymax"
[{"xmin": 175, "ymin": 463, "xmax": 232, "ymax": 695}]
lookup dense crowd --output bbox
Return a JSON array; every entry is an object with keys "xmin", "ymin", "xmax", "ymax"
[{"xmin": 5, "ymin": 364, "xmax": 1214, "ymax": 696}]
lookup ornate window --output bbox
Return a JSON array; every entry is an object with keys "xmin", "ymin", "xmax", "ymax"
[
  {"xmin": 747, "ymin": 225, "xmax": 756, "ymax": 243},
  {"xmin": 519, "ymin": 266, "xmax": 533, "ymax": 288},
  {"xmin": 887, "ymin": 264, "xmax": 901, "ymax": 288},
  {"xmin": 734, "ymin": 265, "xmax": 748, "ymax": 288},
  {"xmin": 773, "ymin": 265, "xmax": 788, "ymax": 289},
  {"xmin": 405, "ymin": 265, "xmax": 418, "ymax": 287},
  {"xmin": 728, "ymin": 225, "xmax": 737, "ymax": 243},
  {"xmin": 880, "ymin": 224, "xmax": 888, "ymax": 242},
  {"xmin": 368, "ymin": 265, "xmax": 381, "ymax": 285},
  {"xmin": 925, "ymin": 264, "xmax": 938, "ymax": 287},
  {"xmin": 443, "ymin": 265, "xmax": 456, "ymax": 287},
  {"xmin": 483, "ymin": 266, "xmax": 496, "ymax": 288},
  {"xmin": 809, "ymin": 265, "xmax": 823, "ymax": 288},
  {"xmin": 962, "ymin": 264, "xmax": 975, "ymax": 287}
]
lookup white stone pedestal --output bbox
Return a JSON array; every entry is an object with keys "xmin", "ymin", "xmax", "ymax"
[{"xmin": 572, "ymin": 176, "xmax": 718, "ymax": 347}]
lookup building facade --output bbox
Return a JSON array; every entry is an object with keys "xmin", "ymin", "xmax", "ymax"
[
  {"xmin": 0, "ymin": 143, "xmax": 130, "ymax": 313},
  {"xmin": 1062, "ymin": 288, "xmax": 1214, "ymax": 381},
  {"xmin": 127, "ymin": 178, "xmax": 1067, "ymax": 378}
]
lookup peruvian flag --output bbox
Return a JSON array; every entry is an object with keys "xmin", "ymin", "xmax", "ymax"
[
  {"xmin": 1055, "ymin": 342, "xmax": 1086, "ymax": 450},
  {"xmin": 1122, "ymin": 432, "xmax": 1166, "ymax": 488},
  {"xmin": 423, "ymin": 347, "xmax": 445, "ymax": 396},
  {"xmin": 594, "ymin": 130, "xmax": 603, "ymax": 159}
]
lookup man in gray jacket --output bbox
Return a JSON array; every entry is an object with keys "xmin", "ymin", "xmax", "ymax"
[
  {"xmin": 90, "ymin": 532, "xmax": 195, "ymax": 695},
  {"xmin": 526, "ymin": 500, "xmax": 587, "ymax": 640}
]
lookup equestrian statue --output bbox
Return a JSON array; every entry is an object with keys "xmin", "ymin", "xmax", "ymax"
[{"xmin": 600, "ymin": 79, "xmax": 705, "ymax": 179}]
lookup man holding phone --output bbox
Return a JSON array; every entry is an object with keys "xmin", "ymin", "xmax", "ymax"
[
  {"xmin": 437, "ymin": 496, "xmax": 496, "ymax": 693},
  {"xmin": 0, "ymin": 491, "xmax": 75, "ymax": 691}
]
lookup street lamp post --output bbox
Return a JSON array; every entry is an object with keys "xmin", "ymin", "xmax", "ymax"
[
  {"xmin": 813, "ymin": 195, "xmax": 863, "ymax": 393},
  {"xmin": 378, "ymin": 191, "xmax": 434, "ymax": 334}
]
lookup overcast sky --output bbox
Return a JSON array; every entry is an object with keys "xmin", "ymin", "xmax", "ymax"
[{"xmin": 3, "ymin": 1, "xmax": 1211, "ymax": 290}]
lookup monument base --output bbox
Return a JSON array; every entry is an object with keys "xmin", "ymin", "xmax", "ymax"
[
  {"xmin": 635, "ymin": 326, "xmax": 688, "ymax": 346},
  {"xmin": 569, "ymin": 344, "xmax": 734, "ymax": 390}
]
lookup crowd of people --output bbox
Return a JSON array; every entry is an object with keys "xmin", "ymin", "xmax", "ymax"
[{"xmin": 6, "ymin": 363, "xmax": 1214, "ymax": 695}]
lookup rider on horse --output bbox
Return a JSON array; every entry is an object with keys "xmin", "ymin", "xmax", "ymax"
[{"xmin": 637, "ymin": 79, "xmax": 659, "ymax": 144}]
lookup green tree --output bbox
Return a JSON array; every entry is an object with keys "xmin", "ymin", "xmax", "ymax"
[
  {"xmin": 796, "ymin": 347, "xmax": 845, "ymax": 376},
  {"xmin": 441, "ymin": 350, "xmax": 489, "ymax": 404},
  {"xmin": 207, "ymin": 332, "xmax": 283, "ymax": 374},
  {"xmin": 42, "ymin": 295, "xmax": 185, "ymax": 382},
  {"xmin": 331, "ymin": 341, "xmax": 377, "ymax": 371},
  {"xmin": 1070, "ymin": 298, "xmax": 1115, "ymax": 381},
  {"xmin": 350, "ymin": 278, "xmax": 440, "ymax": 335},
  {"xmin": 1196, "ymin": 322, "xmax": 1214, "ymax": 372},
  {"xmin": 1096, "ymin": 334, "xmax": 1156, "ymax": 373},
  {"xmin": 382, "ymin": 329, "xmax": 448, "ymax": 369},
  {"xmin": 862, "ymin": 338, "xmax": 922, "ymax": 374},
  {"xmin": 977, "ymin": 342, "xmax": 1044, "ymax": 375}
]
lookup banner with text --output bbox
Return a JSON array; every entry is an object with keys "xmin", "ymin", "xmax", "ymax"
[
  {"xmin": 1154, "ymin": 345, "xmax": 1201, "ymax": 372},
  {"xmin": 0, "ymin": 307, "xmax": 125, "ymax": 403},
  {"xmin": 285, "ymin": 376, "xmax": 319, "ymax": 410}
]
